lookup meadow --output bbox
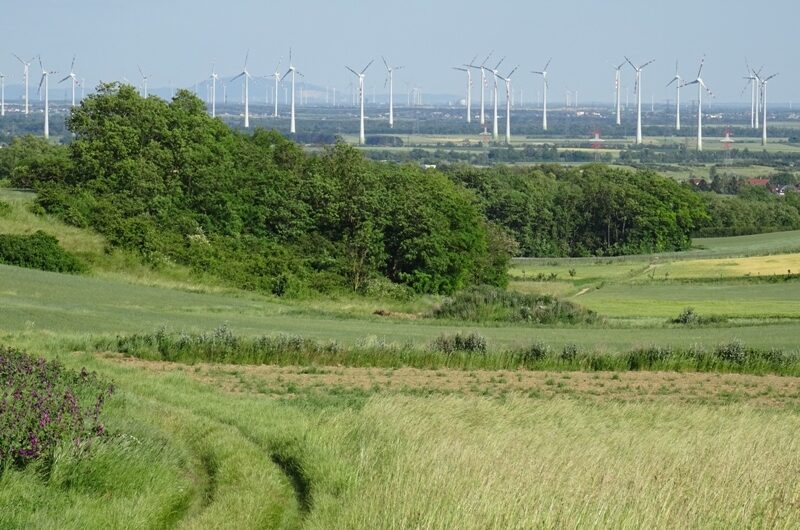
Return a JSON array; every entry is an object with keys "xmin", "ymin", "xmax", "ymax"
[{"xmin": 3, "ymin": 185, "xmax": 800, "ymax": 528}]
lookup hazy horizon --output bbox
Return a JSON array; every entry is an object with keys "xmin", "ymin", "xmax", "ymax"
[{"xmin": 0, "ymin": 0, "xmax": 796, "ymax": 104}]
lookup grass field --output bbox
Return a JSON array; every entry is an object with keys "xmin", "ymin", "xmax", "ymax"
[{"xmin": 4, "ymin": 186, "xmax": 800, "ymax": 527}]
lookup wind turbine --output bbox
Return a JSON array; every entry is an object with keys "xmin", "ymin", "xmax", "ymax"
[
  {"xmin": 532, "ymin": 58, "xmax": 552, "ymax": 131},
  {"xmin": 13, "ymin": 54, "xmax": 34, "ymax": 115},
  {"xmin": 487, "ymin": 57, "xmax": 505, "ymax": 140},
  {"xmin": 496, "ymin": 65, "xmax": 518, "ymax": 144},
  {"xmin": 346, "ymin": 59, "xmax": 373, "ymax": 145},
  {"xmin": 231, "ymin": 52, "xmax": 252, "ymax": 128},
  {"xmin": 666, "ymin": 61, "xmax": 682, "ymax": 131},
  {"xmin": 468, "ymin": 51, "xmax": 493, "ymax": 126},
  {"xmin": 612, "ymin": 61, "xmax": 625, "ymax": 125},
  {"xmin": 59, "ymin": 55, "xmax": 79, "ymax": 107},
  {"xmin": 37, "ymin": 56, "xmax": 56, "ymax": 139},
  {"xmin": 679, "ymin": 56, "xmax": 714, "ymax": 151},
  {"xmin": 210, "ymin": 64, "xmax": 218, "ymax": 117},
  {"xmin": 0, "ymin": 73, "xmax": 5, "ymax": 117},
  {"xmin": 270, "ymin": 59, "xmax": 281, "ymax": 117},
  {"xmin": 282, "ymin": 49, "xmax": 303, "ymax": 134},
  {"xmin": 760, "ymin": 73, "xmax": 778, "ymax": 145},
  {"xmin": 625, "ymin": 56, "xmax": 655, "ymax": 144},
  {"xmin": 382, "ymin": 56, "xmax": 402, "ymax": 128},
  {"xmin": 137, "ymin": 65, "xmax": 150, "ymax": 97}
]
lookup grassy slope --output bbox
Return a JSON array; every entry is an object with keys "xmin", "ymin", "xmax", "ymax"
[{"xmin": 4, "ymin": 187, "xmax": 800, "ymax": 527}]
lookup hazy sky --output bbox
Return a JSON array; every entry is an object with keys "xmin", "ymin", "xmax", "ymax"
[{"xmin": 0, "ymin": 0, "xmax": 795, "ymax": 103}]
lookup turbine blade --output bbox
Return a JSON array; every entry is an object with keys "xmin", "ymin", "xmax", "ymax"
[
  {"xmin": 71, "ymin": 54, "xmax": 76, "ymax": 72},
  {"xmin": 13, "ymin": 53, "xmax": 24, "ymax": 65},
  {"xmin": 138, "ymin": 64, "xmax": 145, "ymax": 78},
  {"xmin": 231, "ymin": 72, "xmax": 245, "ymax": 81},
  {"xmin": 481, "ymin": 50, "xmax": 493, "ymax": 67},
  {"xmin": 640, "ymin": 59, "xmax": 655, "ymax": 69},
  {"xmin": 764, "ymin": 73, "xmax": 779, "ymax": 82},
  {"xmin": 494, "ymin": 56, "xmax": 505, "ymax": 70},
  {"xmin": 361, "ymin": 59, "xmax": 374, "ymax": 74},
  {"xmin": 507, "ymin": 65, "xmax": 519, "ymax": 78},
  {"xmin": 543, "ymin": 57, "xmax": 552, "ymax": 71},
  {"xmin": 625, "ymin": 56, "xmax": 636, "ymax": 70},
  {"xmin": 696, "ymin": 55, "xmax": 705, "ymax": 79},
  {"xmin": 345, "ymin": 65, "xmax": 359, "ymax": 76},
  {"xmin": 59, "ymin": 75, "xmax": 71, "ymax": 83},
  {"xmin": 666, "ymin": 78, "xmax": 677, "ymax": 88},
  {"xmin": 38, "ymin": 55, "xmax": 44, "ymax": 71},
  {"xmin": 38, "ymin": 74, "xmax": 45, "ymax": 93},
  {"xmin": 382, "ymin": 56, "xmax": 389, "ymax": 70}
]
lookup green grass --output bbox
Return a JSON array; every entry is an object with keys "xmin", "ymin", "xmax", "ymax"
[{"xmin": 3, "ymin": 341, "xmax": 800, "ymax": 529}]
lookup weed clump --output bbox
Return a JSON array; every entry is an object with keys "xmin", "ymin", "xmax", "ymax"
[
  {"xmin": 0, "ymin": 347, "xmax": 113, "ymax": 469},
  {"xmin": 670, "ymin": 307, "xmax": 727, "ymax": 326},
  {"xmin": 430, "ymin": 332, "xmax": 488, "ymax": 355}
]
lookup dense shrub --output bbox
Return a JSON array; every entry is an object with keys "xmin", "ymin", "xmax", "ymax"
[
  {"xmin": 431, "ymin": 285, "xmax": 599, "ymax": 324},
  {"xmin": 0, "ymin": 231, "xmax": 87, "ymax": 273},
  {"xmin": 0, "ymin": 347, "xmax": 114, "ymax": 469}
]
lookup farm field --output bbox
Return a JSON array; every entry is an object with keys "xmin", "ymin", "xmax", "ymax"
[{"xmin": 3, "ymin": 188, "xmax": 800, "ymax": 528}]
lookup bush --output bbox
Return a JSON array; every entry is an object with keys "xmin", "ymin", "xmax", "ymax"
[
  {"xmin": 0, "ymin": 200, "xmax": 11, "ymax": 217},
  {"xmin": 431, "ymin": 285, "xmax": 598, "ymax": 324},
  {"xmin": 0, "ymin": 231, "xmax": 87, "ymax": 273},
  {"xmin": 515, "ymin": 341, "xmax": 551, "ymax": 365},
  {"xmin": 0, "ymin": 347, "xmax": 114, "ymax": 469},
  {"xmin": 430, "ymin": 332, "xmax": 487, "ymax": 355}
]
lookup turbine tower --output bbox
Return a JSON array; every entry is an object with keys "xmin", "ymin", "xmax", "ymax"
[
  {"xmin": 532, "ymin": 58, "xmax": 552, "ymax": 131},
  {"xmin": 680, "ymin": 56, "xmax": 714, "ymax": 151},
  {"xmin": 489, "ymin": 57, "xmax": 505, "ymax": 140},
  {"xmin": 58, "ymin": 56, "xmax": 80, "ymax": 107},
  {"xmin": 13, "ymin": 54, "xmax": 34, "ymax": 115},
  {"xmin": 496, "ymin": 66, "xmax": 519, "ymax": 144},
  {"xmin": 468, "ymin": 51, "xmax": 493, "ymax": 126},
  {"xmin": 271, "ymin": 59, "xmax": 281, "ymax": 117},
  {"xmin": 452, "ymin": 64, "xmax": 473, "ymax": 123},
  {"xmin": 666, "ymin": 61, "xmax": 682, "ymax": 131},
  {"xmin": 282, "ymin": 49, "xmax": 303, "ymax": 134},
  {"xmin": 37, "ymin": 56, "xmax": 56, "ymax": 139},
  {"xmin": 231, "ymin": 52, "xmax": 252, "ymax": 128},
  {"xmin": 382, "ymin": 56, "xmax": 402, "ymax": 128},
  {"xmin": 625, "ymin": 56, "xmax": 655, "ymax": 144},
  {"xmin": 760, "ymin": 73, "xmax": 778, "ymax": 145},
  {"xmin": 137, "ymin": 65, "xmax": 150, "ymax": 97},
  {"xmin": 0, "ymin": 73, "xmax": 5, "ymax": 117},
  {"xmin": 210, "ymin": 64, "xmax": 218, "ymax": 117},
  {"xmin": 346, "ymin": 60, "xmax": 373, "ymax": 145},
  {"xmin": 613, "ymin": 61, "xmax": 625, "ymax": 125}
]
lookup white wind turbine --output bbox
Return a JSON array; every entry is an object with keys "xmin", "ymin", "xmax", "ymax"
[
  {"xmin": 232, "ymin": 52, "xmax": 252, "ymax": 128},
  {"xmin": 496, "ymin": 65, "xmax": 519, "ymax": 144},
  {"xmin": 346, "ymin": 60, "xmax": 374, "ymax": 145},
  {"xmin": 666, "ymin": 61, "xmax": 682, "ymax": 131},
  {"xmin": 382, "ymin": 56, "xmax": 402, "ymax": 128},
  {"xmin": 613, "ymin": 61, "xmax": 625, "ymax": 125},
  {"xmin": 679, "ymin": 56, "xmax": 714, "ymax": 151},
  {"xmin": 532, "ymin": 58, "xmax": 552, "ymax": 131},
  {"xmin": 270, "ymin": 59, "xmax": 281, "ymax": 117},
  {"xmin": 760, "ymin": 72, "xmax": 778, "ymax": 146},
  {"xmin": 0, "ymin": 73, "xmax": 5, "ymax": 117},
  {"xmin": 488, "ymin": 57, "xmax": 505, "ymax": 140},
  {"xmin": 210, "ymin": 64, "xmax": 218, "ymax": 117},
  {"xmin": 13, "ymin": 54, "xmax": 34, "ymax": 115},
  {"xmin": 625, "ymin": 56, "xmax": 655, "ymax": 144},
  {"xmin": 137, "ymin": 65, "xmax": 150, "ymax": 97},
  {"xmin": 282, "ymin": 49, "xmax": 303, "ymax": 134},
  {"xmin": 59, "ymin": 55, "xmax": 79, "ymax": 107},
  {"xmin": 37, "ymin": 56, "xmax": 56, "ymax": 139},
  {"xmin": 468, "ymin": 51, "xmax": 493, "ymax": 126}
]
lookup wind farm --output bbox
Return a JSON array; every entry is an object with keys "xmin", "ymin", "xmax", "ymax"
[{"xmin": 2, "ymin": 3, "xmax": 800, "ymax": 528}]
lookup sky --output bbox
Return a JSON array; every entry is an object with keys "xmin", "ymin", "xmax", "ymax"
[{"xmin": 0, "ymin": 0, "xmax": 796, "ymax": 104}]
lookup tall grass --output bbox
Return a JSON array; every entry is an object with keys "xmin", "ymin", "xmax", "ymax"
[{"xmin": 103, "ymin": 327, "xmax": 800, "ymax": 376}]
